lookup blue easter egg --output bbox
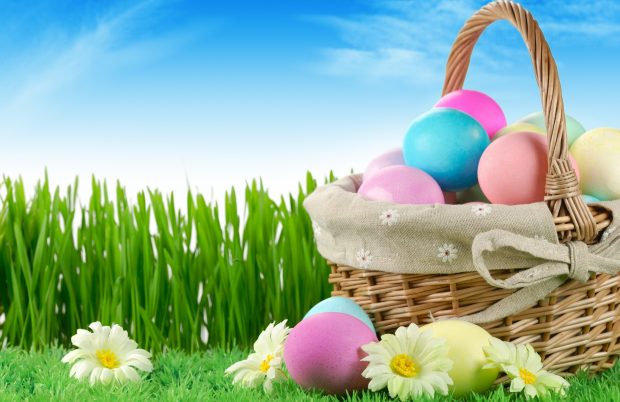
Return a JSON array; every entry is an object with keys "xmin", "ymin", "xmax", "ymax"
[
  {"xmin": 403, "ymin": 108, "xmax": 489, "ymax": 192},
  {"xmin": 304, "ymin": 297, "xmax": 375, "ymax": 332},
  {"xmin": 582, "ymin": 194, "xmax": 600, "ymax": 204}
]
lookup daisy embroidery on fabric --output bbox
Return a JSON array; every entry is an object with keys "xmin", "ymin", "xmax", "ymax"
[
  {"xmin": 356, "ymin": 249, "xmax": 373, "ymax": 268},
  {"xmin": 602, "ymin": 226, "xmax": 617, "ymax": 242},
  {"xmin": 312, "ymin": 220, "xmax": 321, "ymax": 236},
  {"xmin": 380, "ymin": 209, "xmax": 400, "ymax": 226},
  {"xmin": 471, "ymin": 204, "xmax": 492, "ymax": 216},
  {"xmin": 437, "ymin": 244, "xmax": 458, "ymax": 263}
]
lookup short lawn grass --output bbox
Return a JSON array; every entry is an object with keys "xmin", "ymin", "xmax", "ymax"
[{"xmin": 0, "ymin": 348, "xmax": 619, "ymax": 402}]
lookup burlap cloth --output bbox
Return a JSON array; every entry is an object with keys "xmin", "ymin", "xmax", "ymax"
[{"xmin": 304, "ymin": 174, "xmax": 620, "ymax": 323}]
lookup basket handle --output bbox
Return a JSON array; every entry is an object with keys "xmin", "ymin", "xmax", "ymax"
[{"xmin": 442, "ymin": 0, "xmax": 598, "ymax": 244}]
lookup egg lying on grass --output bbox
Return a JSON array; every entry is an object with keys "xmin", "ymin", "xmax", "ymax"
[{"xmin": 284, "ymin": 312, "xmax": 377, "ymax": 395}]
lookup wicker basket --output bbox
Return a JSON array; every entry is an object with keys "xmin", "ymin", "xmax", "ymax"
[{"xmin": 325, "ymin": 1, "xmax": 620, "ymax": 375}]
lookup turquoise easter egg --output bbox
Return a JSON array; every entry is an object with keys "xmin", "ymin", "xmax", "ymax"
[
  {"xmin": 582, "ymin": 194, "xmax": 601, "ymax": 204},
  {"xmin": 304, "ymin": 297, "xmax": 375, "ymax": 332},
  {"xmin": 403, "ymin": 108, "xmax": 489, "ymax": 192},
  {"xmin": 519, "ymin": 111, "xmax": 586, "ymax": 145}
]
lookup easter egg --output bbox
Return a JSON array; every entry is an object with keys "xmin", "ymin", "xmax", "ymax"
[
  {"xmin": 358, "ymin": 165, "xmax": 445, "ymax": 204},
  {"xmin": 420, "ymin": 320, "xmax": 499, "ymax": 397},
  {"xmin": 364, "ymin": 148, "xmax": 404, "ymax": 180},
  {"xmin": 443, "ymin": 191, "xmax": 457, "ymax": 204},
  {"xmin": 456, "ymin": 184, "xmax": 490, "ymax": 204},
  {"xmin": 435, "ymin": 89, "xmax": 507, "ymax": 139},
  {"xmin": 403, "ymin": 108, "xmax": 489, "ymax": 192},
  {"xmin": 583, "ymin": 194, "xmax": 601, "ymax": 204},
  {"xmin": 570, "ymin": 128, "xmax": 620, "ymax": 201},
  {"xmin": 284, "ymin": 312, "xmax": 377, "ymax": 395},
  {"xmin": 519, "ymin": 111, "xmax": 586, "ymax": 145},
  {"xmin": 493, "ymin": 122, "xmax": 546, "ymax": 141},
  {"xmin": 478, "ymin": 132, "xmax": 580, "ymax": 205},
  {"xmin": 304, "ymin": 297, "xmax": 375, "ymax": 332}
]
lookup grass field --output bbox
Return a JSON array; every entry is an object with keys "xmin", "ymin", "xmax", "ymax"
[
  {"xmin": 2, "ymin": 175, "xmax": 620, "ymax": 400},
  {"xmin": 0, "ymin": 347, "xmax": 618, "ymax": 401},
  {"xmin": 0, "ymin": 173, "xmax": 333, "ymax": 351}
]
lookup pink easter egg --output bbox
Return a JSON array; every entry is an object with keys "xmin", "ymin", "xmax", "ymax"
[
  {"xmin": 284, "ymin": 312, "xmax": 378, "ymax": 395},
  {"xmin": 364, "ymin": 148, "xmax": 404, "ymax": 180},
  {"xmin": 358, "ymin": 165, "xmax": 445, "ymax": 204},
  {"xmin": 443, "ymin": 191, "xmax": 457, "ymax": 204},
  {"xmin": 435, "ymin": 89, "xmax": 507, "ymax": 139},
  {"xmin": 478, "ymin": 132, "xmax": 580, "ymax": 205}
]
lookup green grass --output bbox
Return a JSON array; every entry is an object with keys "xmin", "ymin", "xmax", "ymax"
[
  {"xmin": 0, "ymin": 173, "xmax": 334, "ymax": 352},
  {"xmin": 0, "ymin": 347, "xmax": 618, "ymax": 401}
]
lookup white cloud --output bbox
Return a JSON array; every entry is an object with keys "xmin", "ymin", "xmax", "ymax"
[
  {"xmin": 9, "ymin": 0, "xmax": 189, "ymax": 108},
  {"xmin": 15, "ymin": 0, "xmax": 156, "ymax": 106},
  {"xmin": 311, "ymin": 0, "xmax": 620, "ymax": 85}
]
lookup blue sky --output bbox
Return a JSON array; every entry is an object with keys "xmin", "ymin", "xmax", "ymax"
[{"xmin": 1, "ymin": 0, "xmax": 620, "ymax": 201}]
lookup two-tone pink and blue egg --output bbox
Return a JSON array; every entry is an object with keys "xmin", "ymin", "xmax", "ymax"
[{"xmin": 283, "ymin": 297, "xmax": 376, "ymax": 395}]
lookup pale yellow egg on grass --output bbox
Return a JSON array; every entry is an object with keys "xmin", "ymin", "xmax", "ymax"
[
  {"xmin": 493, "ymin": 122, "xmax": 546, "ymax": 141},
  {"xmin": 420, "ymin": 320, "xmax": 499, "ymax": 397},
  {"xmin": 570, "ymin": 128, "xmax": 620, "ymax": 201}
]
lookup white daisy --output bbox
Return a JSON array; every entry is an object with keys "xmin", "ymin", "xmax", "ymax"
[
  {"xmin": 61, "ymin": 322, "xmax": 153, "ymax": 385},
  {"xmin": 225, "ymin": 320, "xmax": 290, "ymax": 393},
  {"xmin": 602, "ymin": 226, "xmax": 617, "ymax": 242},
  {"xmin": 380, "ymin": 209, "xmax": 400, "ymax": 226},
  {"xmin": 361, "ymin": 323, "xmax": 453, "ymax": 400},
  {"xmin": 484, "ymin": 339, "xmax": 569, "ymax": 399},
  {"xmin": 471, "ymin": 204, "xmax": 492, "ymax": 216},
  {"xmin": 482, "ymin": 337, "xmax": 518, "ymax": 370},
  {"xmin": 312, "ymin": 220, "xmax": 321, "ymax": 236},
  {"xmin": 356, "ymin": 249, "xmax": 373, "ymax": 268},
  {"xmin": 437, "ymin": 244, "xmax": 458, "ymax": 263}
]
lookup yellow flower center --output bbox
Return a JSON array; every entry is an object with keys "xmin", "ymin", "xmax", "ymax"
[
  {"xmin": 96, "ymin": 349, "xmax": 120, "ymax": 369},
  {"xmin": 259, "ymin": 354, "xmax": 274, "ymax": 373},
  {"xmin": 519, "ymin": 368, "xmax": 537, "ymax": 385},
  {"xmin": 390, "ymin": 354, "xmax": 417, "ymax": 378}
]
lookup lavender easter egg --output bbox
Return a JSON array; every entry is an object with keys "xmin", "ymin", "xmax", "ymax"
[
  {"xmin": 358, "ymin": 165, "xmax": 445, "ymax": 204},
  {"xmin": 403, "ymin": 108, "xmax": 489, "ymax": 192},
  {"xmin": 478, "ymin": 132, "xmax": 580, "ymax": 205},
  {"xmin": 364, "ymin": 148, "xmax": 404, "ymax": 180},
  {"xmin": 435, "ymin": 89, "xmax": 507, "ymax": 139},
  {"xmin": 570, "ymin": 128, "xmax": 620, "ymax": 201},
  {"xmin": 304, "ymin": 297, "xmax": 375, "ymax": 332},
  {"xmin": 519, "ymin": 111, "xmax": 586, "ymax": 145},
  {"xmin": 284, "ymin": 313, "xmax": 378, "ymax": 395}
]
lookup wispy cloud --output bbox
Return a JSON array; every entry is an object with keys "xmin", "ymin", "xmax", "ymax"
[
  {"xmin": 9, "ymin": 0, "xmax": 205, "ymax": 108},
  {"xmin": 310, "ymin": 0, "xmax": 620, "ymax": 85},
  {"xmin": 309, "ymin": 0, "xmax": 479, "ymax": 85}
]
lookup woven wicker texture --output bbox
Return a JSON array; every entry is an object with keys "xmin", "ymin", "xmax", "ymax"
[
  {"xmin": 443, "ymin": 0, "xmax": 608, "ymax": 244},
  {"xmin": 326, "ymin": 0, "xmax": 620, "ymax": 375}
]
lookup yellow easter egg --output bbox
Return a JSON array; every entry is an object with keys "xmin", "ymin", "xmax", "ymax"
[
  {"xmin": 420, "ymin": 320, "xmax": 499, "ymax": 397},
  {"xmin": 570, "ymin": 128, "xmax": 620, "ymax": 201},
  {"xmin": 493, "ymin": 122, "xmax": 546, "ymax": 141}
]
